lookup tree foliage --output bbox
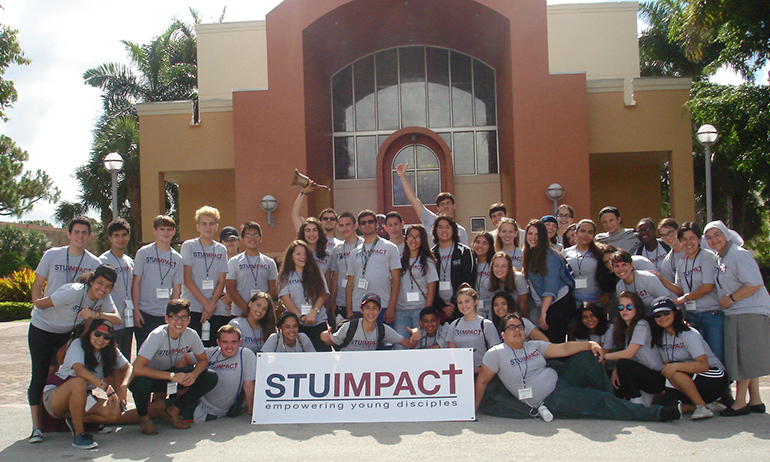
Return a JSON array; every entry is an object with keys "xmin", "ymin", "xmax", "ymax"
[
  {"xmin": 0, "ymin": 135, "xmax": 60, "ymax": 216},
  {"xmin": 0, "ymin": 223, "xmax": 51, "ymax": 262},
  {"xmin": 0, "ymin": 23, "xmax": 31, "ymax": 122}
]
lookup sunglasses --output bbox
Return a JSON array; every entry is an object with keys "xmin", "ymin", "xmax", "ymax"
[
  {"xmin": 359, "ymin": 219, "xmax": 376, "ymax": 225},
  {"xmin": 617, "ymin": 304, "xmax": 635, "ymax": 311},
  {"xmin": 653, "ymin": 310, "xmax": 673, "ymax": 319},
  {"xmin": 93, "ymin": 331, "xmax": 113, "ymax": 340},
  {"xmin": 321, "ymin": 216, "xmax": 337, "ymax": 221}
]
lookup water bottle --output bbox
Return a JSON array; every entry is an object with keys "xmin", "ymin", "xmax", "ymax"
[
  {"xmin": 201, "ymin": 320, "xmax": 211, "ymax": 341},
  {"xmin": 537, "ymin": 404, "xmax": 553, "ymax": 422},
  {"xmin": 124, "ymin": 307, "xmax": 134, "ymax": 328}
]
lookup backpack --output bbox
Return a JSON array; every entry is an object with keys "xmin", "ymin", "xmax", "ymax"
[
  {"xmin": 337, "ymin": 313, "xmax": 385, "ymax": 350},
  {"xmin": 451, "ymin": 317, "xmax": 492, "ymax": 350}
]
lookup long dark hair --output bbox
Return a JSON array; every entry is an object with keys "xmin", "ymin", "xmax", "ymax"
[
  {"xmin": 298, "ymin": 218, "xmax": 328, "ymax": 260},
  {"xmin": 649, "ymin": 305, "xmax": 690, "ymax": 348},
  {"xmin": 596, "ymin": 243, "xmax": 619, "ymax": 293},
  {"xmin": 432, "ymin": 215, "xmax": 460, "ymax": 245},
  {"xmin": 612, "ymin": 291, "xmax": 647, "ymax": 350},
  {"xmin": 401, "ymin": 225, "xmax": 435, "ymax": 276},
  {"xmin": 79, "ymin": 319, "xmax": 119, "ymax": 377},
  {"xmin": 278, "ymin": 240, "xmax": 326, "ymax": 304},
  {"xmin": 522, "ymin": 220, "xmax": 549, "ymax": 276},
  {"xmin": 574, "ymin": 219, "xmax": 606, "ymax": 283},
  {"xmin": 473, "ymin": 232, "xmax": 495, "ymax": 263},
  {"xmin": 243, "ymin": 292, "xmax": 277, "ymax": 340},
  {"xmin": 572, "ymin": 303, "xmax": 611, "ymax": 339},
  {"xmin": 490, "ymin": 291, "xmax": 516, "ymax": 331}
]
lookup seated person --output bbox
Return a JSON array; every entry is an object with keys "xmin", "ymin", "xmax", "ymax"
[
  {"xmin": 262, "ymin": 311, "xmax": 316, "ymax": 352},
  {"xmin": 474, "ymin": 313, "xmax": 681, "ymax": 422},
  {"xmin": 129, "ymin": 299, "xmax": 218, "ymax": 435},
  {"xmin": 416, "ymin": 307, "xmax": 450, "ymax": 349},
  {"xmin": 43, "ymin": 320, "xmax": 132, "ymax": 450},
  {"xmin": 176, "ymin": 325, "xmax": 256, "ymax": 422},
  {"xmin": 322, "ymin": 293, "xmax": 420, "ymax": 351}
]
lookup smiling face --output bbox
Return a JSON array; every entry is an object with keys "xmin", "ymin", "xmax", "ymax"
[
  {"xmin": 580, "ymin": 309, "xmax": 599, "ymax": 332},
  {"xmin": 361, "ymin": 301, "xmax": 381, "ymax": 323},
  {"xmin": 659, "ymin": 226, "xmax": 678, "ymax": 248},
  {"xmin": 600, "ymin": 213, "xmax": 621, "ymax": 235},
  {"xmin": 565, "ymin": 229, "xmax": 577, "ymax": 247},
  {"xmin": 490, "ymin": 210, "xmax": 506, "ymax": 227},
  {"xmin": 358, "ymin": 214, "xmax": 377, "ymax": 237},
  {"xmin": 153, "ymin": 225, "xmax": 176, "ymax": 245},
  {"xmin": 544, "ymin": 221, "xmax": 558, "ymax": 239},
  {"xmin": 303, "ymin": 223, "xmax": 320, "ymax": 245},
  {"xmin": 217, "ymin": 331, "xmax": 242, "ymax": 358},
  {"xmin": 525, "ymin": 226, "xmax": 539, "ymax": 248},
  {"xmin": 436, "ymin": 219, "xmax": 454, "ymax": 244},
  {"xmin": 498, "ymin": 222, "xmax": 517, "ymax": 248},
  {"xmin": 406, "ymin": 228, "xmax": 422, "ymax": 254},
  {"xmin": 704, "ymin": 228, "xmax": 727, "ymax": 254},
  {"xmin": 291, "ymin": 245, "xmax": 308, "ymax": 270},
  {"xmin": 280, "ymin": 316, "xmax": 299, "ymax": 344},
  {"xmin": 473, "ymin": 235, "xmax": 490, "ymax": 259},
  {"xmin": 680, "ymin": 230, "xmax": 700, "ymax": 256},
  {"xmin": 166, "ymin": 309, "xmax": 191, "ymax": 337},
  {"xmin": 108, "ymin": 229, "xmax": 130, "ymax": 252},
  {"xmin": 320, "ymin": 212, "xmax": 338, "ymax": 234},
  {"xmin": 612, "ymin": 260, "xmax": 634, "ymax": 281},
  {"xmin": 248, "ymin": 297, "xmax": 269, "ymax": 324},
  {"xmin": 654, "ymin": 309, "xmax": 675, "ymax": 330},
  {"xmin": 241, "ymin": 228, "xmax": 262, "ymax": 253},
  {"xmin": 636, "ymin": 221, "xmax": 656, "ymax": 245},
  {"xmin": 68, "ymin": 223, "xmax": 92, "ymax": 250},
  {"xmin": 196, "ymin": 214, "xmax": 219, "ymax": 240},
  {"xmin": 419, "ymin": 312, "xmax": 439, "ymax": 336},
  {"xmin": 492, "ymin": 296, "xmax": 510, "ymax": 319},
  {"xmin": 456, "ymin": 293, "xmax": 477, "ymax": 317},
  {"xmin": 338, "ymin": 216, "xmax": 358, "ymax": 239},
  {"xmin": 87, "ymin": 276, "xmax": 114, "ymax": 300},
  {"xmin": 576, "ymin": 222, "xmax": 595, "ymax": 247},
  {"xmin": 556, "ymin": 207, "xmax": 573, "ymax": 228},
  {"xmin": 89, "ymin": 328, "xmax": 112, "ymax": 351},
  {"xmin": 437, "ymin": 198, "xmax": 455, "ymax": 216},
  {"xmin": 492, "ymin": 256, "xmax": 510, "ymax": 280}
]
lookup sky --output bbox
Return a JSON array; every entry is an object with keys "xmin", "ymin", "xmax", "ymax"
[{"xmin": 1, "ymin": 0, "xmax": 765, "ymax": 224}]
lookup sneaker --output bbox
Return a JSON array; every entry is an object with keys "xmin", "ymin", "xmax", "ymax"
[
  {"xmin": 629, "ymin": 397, "xmax": 644, "ymax": 405},
  {"xmin": 28, "ymin": 428, "xmax": 43, "ymax": 443},
  {"xmin": 707, "ymin": 401, "xmax": 727, "ymax": 413},
  {"xmin": 64, "ymin": 417, "xmax": 75, "ymax": 436},
  {"xmin": 659, "ymin": 402, "xmax": 682, "ymax": 422},
  {"xmin": 692, "ymin": 405, "xmax": 714, "ymax": 420},
  {"xmin": 640, "ymin": 391, "xmax": 655, "ymax": 407},
  {"xmin": 72, "ymin": 432, "xmax": 98, "ymax": 450},
  {"xmin": 97, "ymin": 424, "xmax": 113, "ymax": 434}
]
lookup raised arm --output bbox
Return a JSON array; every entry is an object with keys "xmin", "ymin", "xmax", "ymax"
[
  {"xmin": 291, "ymin": 183, "xmax": 316, "ymax": 232},
  {"xmin": 395, "ymin": 163, "xmax": 425, "ymax": 217}
]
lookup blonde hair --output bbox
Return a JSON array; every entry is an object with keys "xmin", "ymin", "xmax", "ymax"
[{"xmin": 195, "ymin": 205, "xmax": 220, "ymax": 222}]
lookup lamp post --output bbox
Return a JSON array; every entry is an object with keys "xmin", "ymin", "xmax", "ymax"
[
  {"xmin": 696, "ymin": 124, "xmax": 718, "ymax": 223},
  {"xmin": 260, "ymin": 195, "xmax": 278, "ymax": 227},
  {"xmin": 103, "ymin": 152, "xmax": 124, "ymax": 220},
  {"xmin": 546, "ymin": 183, "xmax": 565, "ymax": 215}
]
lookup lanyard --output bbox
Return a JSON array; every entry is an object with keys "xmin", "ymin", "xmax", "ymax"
[
  {"xmin": 664, "ymin": 332, "xmax": 677, "ymax": 363},
  {"xmin": 440, "ymin": 244, "xmax": 455, "ymax": 281},
  {"xmin": 65, "ymin": 248, "xmax": 86, "ymax": 283},
  {"xmin": 643, "ymin": 244, "xmax": 662, "ymax": 265},
  {"xmin": 199, "ymin": 240, "xmax": 215, "ymax": 278},
  {"xmin": 408, "ymin": 257, "xmax": 419, "ymax": 290},
  {"xmin": 575, "ymin": 249, "xmax": 590, "ymax": 278},
  {"xmin": 155, "ymin": 245, "xmax": 174, "ymax": 288},
  {"xmin": 109, "ymin": 251, "xmax": 130, "ymax": 298},
  {"xmin": 166, "ymin": 326, "xmax": 183, "ymax": 368},
  {"xmin": 510, "ymin": 343, "xmax": 529, "ymax": 388},
  {"xmin": 622, "ymin": 272, "xmax": 637, "ymax": 295},
  {"xmin": 684, "ymin": 250, "xmax": 700, "ymax": 292},
  {"xmin": 72, "ymin": 285, "xmax": 98, "ymax": 332},
  {"xmin": 245, "ymin": 253, "xmax": 261, "ymax": 288},
  {"xmin": 361, "ymin": 238, "xmax": 379, "ymax": 276},
  {"xmin": 476, "ymin": 262, "xmax": 489, "ymax": 289},
  {"xmin": 342, "ymin": 240, "xmax": 360, "ymax": 273}
]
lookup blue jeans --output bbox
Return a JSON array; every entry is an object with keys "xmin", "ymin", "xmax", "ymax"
[
  {"xmin": 685, "ymin": 310, "xmax": 726, "ymax": 364},
  {"xmin": 393, "ymin": 309, "xmax": 421, "ymax": 350}
]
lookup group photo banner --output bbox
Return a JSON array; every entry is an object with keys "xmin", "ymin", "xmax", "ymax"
[{"xmin": 252, "ymin": 349, "xmax": 475, "ymax": 424}]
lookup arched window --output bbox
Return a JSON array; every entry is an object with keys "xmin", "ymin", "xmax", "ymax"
[
  {"xmin": 332, "ymin": 46, "xmax": 498, "ymax": 180},
  {"xmin": 391, "ymin": 144, "xmax": 440, "ymax": 206}
]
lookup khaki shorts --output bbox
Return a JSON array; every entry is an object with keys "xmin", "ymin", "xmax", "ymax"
[{"xmin": 42, "ymin": 386, "xmax": 69, "ymax": 419}]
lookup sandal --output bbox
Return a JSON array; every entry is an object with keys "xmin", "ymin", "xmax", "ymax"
[
  {"xmin": 162, "ymin": 409, "xmax": 191, "ymax": 429},
  {"xmin": 140, "ymin": 417, "xmax": 158, "ymax": 435}
]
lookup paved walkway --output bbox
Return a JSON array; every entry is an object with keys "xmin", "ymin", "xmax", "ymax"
[{"xmin": 1, "ymin": 321, "xmax": 769, "ymax": 461}]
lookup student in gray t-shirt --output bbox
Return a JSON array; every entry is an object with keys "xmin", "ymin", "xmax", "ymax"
[
  {"xmin": 33, "ymin": 217, "xmax": 101, "ymax": 300},
  {"xmin": 100, "ymin": 218, "xmax": 135, "ymax": 360},
  {"xmin": 225, "ymin": 222, "xmax": 278, "ymax": 317},
  {"xmin": 595, "ymin": 206, "xmax": 640, "ymax": 253}
]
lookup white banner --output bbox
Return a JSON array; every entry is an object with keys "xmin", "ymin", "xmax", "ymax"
[{"xmin": 252, "ymin": 349, "xmax": 475, "ymax": 424}]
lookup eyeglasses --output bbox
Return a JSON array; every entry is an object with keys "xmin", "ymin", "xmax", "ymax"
[
  {"xmin": 556, "ymin": 214, "xmax": 572, "ymax": 219},
  {"xmin": 359, "ymin": 219, "xmax": 376, "ymax": 225},
  {"xmin": 660, "ymin": 229, "xmax": 676, "ymax": 239},
  {"xmin": 636, "ymin": 226, "xmax": 654, "ymax": 233},
  {"xmin": 168, "ymin": 314, "xmax": 190, "ymax": 322},
  {"xmin": 653, "ymin": 310, "xmax": 673, "ymax": 318},
  {"xmin": 321, "ymin": 216, "xmax": 337, "ymax": 222},
  {"xmin": 617, "ymin": 304, "xmax": 635, "ymax": 311},
  {"xmin": 503, "ymin": 324, "xmax": 526, "ymax": 332},
  {"xmin": 406, "ymin": 235, "xmax": 422, "ymax": 241},
  {"xmin": 243, "ymin": 233, "xmax": 261, "ymax": 239},
  {"xmin": 93, "ymin": 331, "xmax": 113, "ymax": 340}
]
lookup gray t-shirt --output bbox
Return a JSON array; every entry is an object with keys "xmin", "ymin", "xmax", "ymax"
[
  {"xmin": 627, "ymin": 320, "xmax": 664, "ymax": 371},
  {"xmin": 229, "ymin": 317, "xmax": 266, "ymax": 353},
  {"xmin": 226, "ymin": 252, "xmax": 278, "ymax": 317},
  {"xmin": 314, "ymin": 249, "xmax": 331, "ymax": 277},
  {"xmin": 505, "ymin": 247, "xmax": 524, "ymax": 271},
  {"xmin": 346, "ymin": 238, "xmax": 401, "ymax": 312},
  {"xmin": 32, "ymin": 283, "xmax": 117, "ymax": 334},
  {"xmin": 632, "ymin": 256, "xmax": 656, "ymax": 272},
  {"xmin": 330, "ymin": 238, "xmax": 363, "ymax": 306},
  {"xmin": 36, "ymin": 246, "xmax": 102, "ymax": 297},
  {"xmin": 397, "ymin": 257, "xmax": 439, "ymax": 311},
  {"xmin": 181, "ymin": 238, "xmax": 230, "ymax": 315},
  {"xmin": 562, "ymin": 246, "xmax": 599, "ymax": 302},
  {"xmin": 99, "ymin": 251, "xmax": 134, "ymax": 331},
  {"xmin": 420, "ymin": 205, "xmax": 468, "ymax": 246},
  {"xmin": 261, "ymin": 332, "xmax": 315, "ymax": 352},
  {"xmin": 595, "ymin": 228, "xmax": 641, "ymax": 253},
  {"xmin": 575, "ymin": 323, "xmax": 616, "ymax": 350},
  {"xmin": 482, "ymin": 340, "xmax": 557, "ymax": 407},
  {"xmin": 278, "ymin": 271, "xmax": 329, "ymax": 326},
  {"xmin": 46, "ymin": 338, "xmax": 129, "ymax": 392},
  {"xmin": 446, "ymin": 316, "xmax": 502, "ymax": 367},
  {"xmin": 674, "ymin": 249, "xmax": 720, "ymax": 312},
  {"xmin": 660, "ymin": 249, "xmax": 686, "ymax": 283},
  {"xmin": 138, "ymin": 325, "xmax": 205, "ymax": 371},
  {"xmin": 639, "ymin": 242, "xmax": 669, "ymax": 272},
  {"xmin": 416, "ymin": 324, "xmax": 450, "ymax": 349},
  {"xmin": 133, "ymin": 243, "xmax": 185, "ymax": 317},
  {"xmin": 331, "ymin": 321, "xmax": 405, "ymax": 351},
  {"xmin": 714, "ymin": 244, "xmax": 770, "ymax": 316},
  {"xmin": 616, "ymin": 270, "xmax": 675, "ymax": 313},
  {"xmin": 474, "ymin": 262, "xmax": 493, "ymax": 317},
  {"xmin": 659, "ymin": 328, "xmax": 724, "ymax": 370},
  {"xmin": 189, "ymin": 346, "xmax": 257, "ymax": 422},
  {"xmin": 436, "ymin": 245, "xmax": 454, "ymax": 302}
]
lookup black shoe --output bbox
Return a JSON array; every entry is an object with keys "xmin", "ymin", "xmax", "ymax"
[
  {"xmin": 750, "ymin": 403, "xmax": 766, "ymax": 414},
  {"xmin": 660, "ymin": 403, "xmax": 682, "ymax": 422},
  {"xmin": 720, "ymin": 406, "xmax": 751, "ymax": 417}
]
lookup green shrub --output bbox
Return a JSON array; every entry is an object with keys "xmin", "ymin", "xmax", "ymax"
[
  {"xmin": 0, "ymin": 252, "xmax": 27, "ymax": 277},
  {"xmin": 0, "ymin": 301, "xmax": 32, "ymax": 322},
  {"xmin": 24, "ymin": 251, "xmax": 41, "ymax": 271},
  {"xmin": 0, "ymin": 267, "xmax": 36, "ymax": 302},
  {"xmin": 0, "ymin": 225, "xmax": 51, "ymax": 263}
]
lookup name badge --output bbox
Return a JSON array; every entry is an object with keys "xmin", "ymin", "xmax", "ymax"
[
  {"xmin": 167, "ymin": 381, "xmax": 178, "ymax": 396},
  {"xmin": 202, "ymin": 279, "xmax": 215, "ymax": 290},
  {"xmin": 300, "ymin": 304, "xmax": 312, "ymax": 315},
  {"xmin": 685, "ymin": 300, "xmax": 697, "ymax": 311},
  {"xmin": 575, "ymin": 278, "xmax": 588, "ymax": 289},
  {"xmin": 156, "ymin": 288, "xmax": 170, "ymax": 299},
  {"xmin": 439, "ymin": 281, "xmax": 452, "ymax": 292},
  {"xmin": 125, "ymin": 299, "xmax": 134, "ymax": 311},
  {"xmin": 406, "ymin": 292, "xmax": 420, "ymax": 302},
  {"xmin": 251, "ymin": 289, "xmax": 260, "ymax": 298},
  {"xmin": 517, "ymin": 387, "xmax": 533, "ymax": 400},
  {"xmin": 358, "ymin": 279, "xmax": 369, "ymax": 290},
  {"xmin": 341, "ymin": 278, "xmax": 348, "ymax": 288}
]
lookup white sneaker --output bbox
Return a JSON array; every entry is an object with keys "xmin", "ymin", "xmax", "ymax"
[
  {"xmin": 629, "ymin": 397, "xmax": 644, "ymax": 405},
  {"xmin": 28, "ymin": 428, "xmax": 43, "ymax": 443},
  {"xmin": 707, "ymin": 401, "xmax": 727, "ymax": 413},
  {"xmin": 692, "ymin": 405, "xmax": 714, "ymax": 420},
  {"xmin": 640, "ymin": 391, "xmax": 655, "ymax": 407}
]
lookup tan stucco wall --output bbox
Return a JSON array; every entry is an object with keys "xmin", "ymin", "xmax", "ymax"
[
  {"xmin": 176, "ymin": 177, "xmax": 237, "ymax": 241},
  {"xmin": 196, "ymin": 21, "xmax": 268, "ymax": 101},
  {"xmin": 547, "ymin": 2, "xmax": 640, "ymax": 80},
  {"xmin": 332, "ymin": 179, "xmax": 378, "ymax": 219},
  {"xmin": 453, "ymin": 174, "xmax": 502, "ymax": 233}
]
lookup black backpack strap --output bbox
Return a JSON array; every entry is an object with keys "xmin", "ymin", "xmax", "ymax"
[
  {"xmin": 480, "ymin": 317, "xmax": 489, "ymax": 351},
  {"xmin": 376, "ymin": 321, "xmax": 385, "ymax": 344},
  {"xmin": 339, "ymin": 317, "xmax": 360, "ymax": 350}
]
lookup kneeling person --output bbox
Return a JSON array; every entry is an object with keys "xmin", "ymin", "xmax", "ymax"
[
  {"xmin": 129, "ymin": 299, "xmax": 218, "ymax": 435},
  {"xmin": 177, "ymin": 325, "xmax": 256, "ymax": 422}
]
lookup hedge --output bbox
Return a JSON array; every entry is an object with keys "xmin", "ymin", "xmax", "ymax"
[{"xmin": 0, "ymin": 302, "xmax": 32, "ymax": 322}]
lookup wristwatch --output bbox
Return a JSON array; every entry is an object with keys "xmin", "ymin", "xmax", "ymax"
[
  {"xmin": 314, "ymin": 307, "xmax": 321, "ymax": 314},
  {"xmin": 169, "ymin": 372, "xmax": 176, "ymax": 381}
]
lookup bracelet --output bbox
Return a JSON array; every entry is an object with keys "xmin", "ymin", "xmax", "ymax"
[
  {"xmin": 99, "ymin": 381, "xmax": 106, "ymax": 390},
  {"xmin": 684, "ymin": 294, "xmax": 689, "ymax": 301},
  {"xmin": 729, "ymin": 294, "xmax": 736, "ymax": 302},
  {"xmin": 107, "ymin": 391, "xmax": 116, "ymax": 397},
  {"xmin": 300, "ymin": 191, "xmax": 307, "ymax": 195}
]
